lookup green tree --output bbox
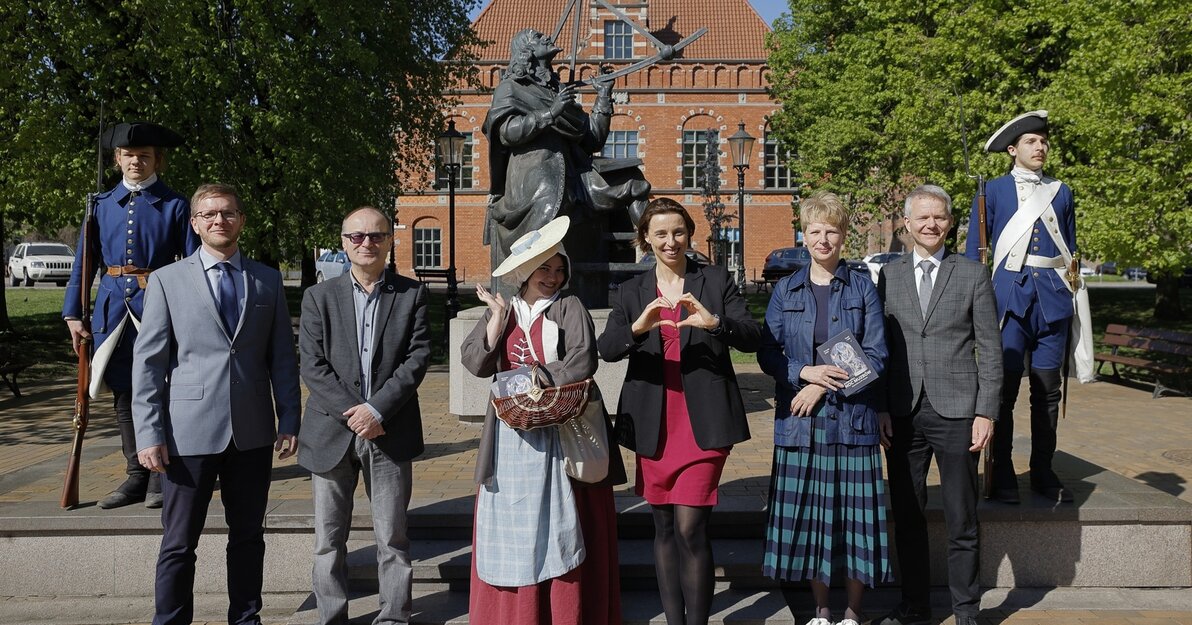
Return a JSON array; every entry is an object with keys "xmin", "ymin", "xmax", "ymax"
[
  {"xmin": 767, "ymin": 0, "xmax": 1190, "ymax": 319},
  {"xmin": 0, "ymin": 0, "xmax": 480, "ymax": 330}
]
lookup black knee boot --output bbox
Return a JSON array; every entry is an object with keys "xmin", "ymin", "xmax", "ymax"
[
  {"xmin": 989, "ymin": 369, "xmax": 1022, "ymax": 502},
  {"xmin": 1028, "ymin": 368, "xmax": 1071, "ymax": 502},
  {"xmin": 98, "ymin": 391, "xmax": 150, "ymax": 509}
]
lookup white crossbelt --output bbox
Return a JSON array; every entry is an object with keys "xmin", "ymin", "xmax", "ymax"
[{"xmin": 1024, "ymin": 254, "xmax": 1065, "ymax": 269}]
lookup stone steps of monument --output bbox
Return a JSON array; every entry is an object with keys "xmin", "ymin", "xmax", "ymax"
[
  {"xmin": 344, "ymin": 538, "xmax": 772, "ymax": 591},
  {"xmin": 286, "ymin": 586, "xmax": 810, "ymax": 625}
]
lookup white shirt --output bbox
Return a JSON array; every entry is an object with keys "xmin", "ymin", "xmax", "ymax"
[
  {"xmin": 912, "ymin": 247, "xmax": 946, "ymax": 292},
  {"xmin": 197, "ymin": 248, "xmax": 246, "ymax": 319},
  {"xmin": 122, "ymin": 174, "xmax": 159, "ymax": 192}
]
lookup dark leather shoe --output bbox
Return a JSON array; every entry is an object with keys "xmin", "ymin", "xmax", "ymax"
[
  {"xmin": 97, "ymin": 490, "xmax": 144, "ymax": 509},
  {"xmin": 990, "ymin": 486, "xmax": 1020, "ymax": 504},
  {"xmin": 144, "ymin": 492, "xmax": 164, "ymax": 509},
  {"xmin": 955, "ymin": 616, "xmax": 979, "ymax": 625},
  {"xmin": 1032, "ymin": 483, "xmax": 1074, "ymax": 503},
  {"xmin": 874, "ymin": 604, "xmax": 931, "ymax": 625}
]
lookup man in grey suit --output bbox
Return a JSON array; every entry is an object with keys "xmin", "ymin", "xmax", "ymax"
[
  {"xmin": 875, "ymin": 185, "xmax": 1003, "ymax": 625},
  {"xmin": 133, "ymin": 183, "xmax": 301, "ymax": 625},
  {"xmin": 298, "ymin": 206, "xmax": 431, "ymax": 625}
]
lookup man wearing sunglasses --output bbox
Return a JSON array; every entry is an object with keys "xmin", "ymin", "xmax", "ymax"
[
  {"xmin": 297, "ymin": 206, "xmax": 432, "ymax": 625},
  {"xmin": 132, "ymin": 183, "xmax": 301, "ymax": 625}
]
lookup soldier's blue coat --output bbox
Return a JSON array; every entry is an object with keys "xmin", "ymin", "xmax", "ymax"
[
  {"xmin": 62, "ymin": 179, "xmax": 198, "ymax": 391},
  {"xmin": 965, "ymin": 173, "xmax": 1076, "ymax": 370}
]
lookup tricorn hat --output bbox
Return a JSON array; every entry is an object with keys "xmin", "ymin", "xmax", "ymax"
[
  {"xmin": 984, "ymin": 110, "xmax": 1048, "ymax": 153},
  {"xmin": 492, "ymin": 216, "xmax": 571, "ymax": 287},
  {"xmin": 101, "ymin": 122, "xmax": 185, "ymax": 150}
]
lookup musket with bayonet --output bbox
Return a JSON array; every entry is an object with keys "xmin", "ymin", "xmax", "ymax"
[
  {"xmin": 957, "ymin": 93, "xmax": 996, "ymax": 499},
  {"xmin": 60, "ymin": 105, "xmax": 103, "ymax": 509}
]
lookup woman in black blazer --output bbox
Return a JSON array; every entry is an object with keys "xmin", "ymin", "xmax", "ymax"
[{"xmin": 598, "ymin": 198, "xmax": 760, "ymax": 625}]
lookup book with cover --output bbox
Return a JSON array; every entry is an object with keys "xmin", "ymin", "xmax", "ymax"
[
  {"xmin": 491, "ymin": 365, "xmax": 536, "ymax": 398},
  {"xmin": 815, "ymin": 329, "xmax": 877, "ymax": 397}
]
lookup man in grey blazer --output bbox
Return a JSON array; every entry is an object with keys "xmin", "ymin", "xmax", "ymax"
[
  {"xmin": 876, "ymin": 185, "xmax": 1002, "ymax": 625},
  {"xmin": 133, "ymin": 183, "xmax": 301, "ymax": 625},
  {"xmin": 297, "ymin": 206, "xmax": 431, "ymax": 625}
]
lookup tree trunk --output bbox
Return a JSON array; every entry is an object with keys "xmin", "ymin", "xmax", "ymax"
[
  {"xmin": 0, "ymin": 209, "xmax": 12, "ymax": 332},
  {"xmin": 1153, "ymin": 275, "xmax": 1183, "ymax": 321}
]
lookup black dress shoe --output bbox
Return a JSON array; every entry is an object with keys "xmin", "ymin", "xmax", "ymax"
[
  {"xmin": 990, "ymin": 486, "xmax": 1020, "ymax": 504},
  {"xmin": 145, "ymin": 491, "xmax": 164, "ymax": 509},
  {"xmin": 1032, "ymin": 483, "xmax": 1074, "ymax": 503},
  {"xmin": 955, "ymin": 616, "xmax": 979, "ymax": 625},
  {"xmin": 874, "ymin": 604, "xmax": 931, "ymax": 625},
  {"xmin": 97, "ymin": 490, "xmax": 144, "ymax": 509}
]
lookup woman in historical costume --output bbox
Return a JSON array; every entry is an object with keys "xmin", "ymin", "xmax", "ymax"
[
  {"xmin": 598, "ymin": 198, "xmax": 760, "ymax": 625},
  {"xmin": 461, "ymin": 216, "xmax": 625, "ymax": 624},
  {"xmin": 757, "ymin": 191, "xmax": 891, "ymax": 625}
]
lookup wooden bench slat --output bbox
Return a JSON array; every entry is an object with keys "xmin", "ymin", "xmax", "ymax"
[
  {"xmin": 1105, "ymin": 324, "xmax": 1192, "ymax": 346},
  {"xmin": 1103, "ymin": 333, "xmax": 1192, "ymax": 356}
]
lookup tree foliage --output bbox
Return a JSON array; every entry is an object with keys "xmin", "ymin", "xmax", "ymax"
[
  {"xmin": 0, "ymin": 0, "xmax": 479, "ymax": 261},
  {"xmin": 767, "ymin": 0, "xmax": 1190, "ymax": 317}
]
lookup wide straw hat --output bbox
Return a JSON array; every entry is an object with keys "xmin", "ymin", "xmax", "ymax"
[{"xmin": 492, "ymin": 216, "xmax": 571, "ymax": 286}]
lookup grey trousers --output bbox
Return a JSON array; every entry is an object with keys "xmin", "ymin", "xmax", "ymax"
[{"xmin": 312, "ymin": 436, "xmax": 413, "ymax": 625}]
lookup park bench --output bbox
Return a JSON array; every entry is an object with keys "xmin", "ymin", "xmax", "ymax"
[
  {"xmin": 1094, "ymin": 323, "xmax": 1192, "ymax": 398},
  {"xmin": 0, "ymin": 340, "xmax": 30, "ymax": 398},
  {"xmin": 414, "ymin": 267, "xmax": 452, "ymax": 285}
]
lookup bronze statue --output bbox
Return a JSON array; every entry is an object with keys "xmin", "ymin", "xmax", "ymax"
[{"xmin": 483, "ymin": 28, "xmax": 651, "ymax": 303}]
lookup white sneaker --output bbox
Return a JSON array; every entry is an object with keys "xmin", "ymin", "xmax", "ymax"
[
  {"xmin": 806, "ymin": 619, "xmax": 833, "ymax": 625},
  {"xmin": 837, "ymin": 619, "xmax": 860, "ymax": 625}
]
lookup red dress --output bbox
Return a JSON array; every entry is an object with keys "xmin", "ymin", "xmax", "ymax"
[
  {"xmin": 635, "ymin": 302, "xmax": 729, "ymax": 506},
  {"xmin": 468, "ymin": 309, "xmax": 623, "ymax": 625}
]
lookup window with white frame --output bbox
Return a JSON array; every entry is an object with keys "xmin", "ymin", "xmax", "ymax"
[
  {"xmin": 413, "ymin": 226, "xmax": 442, "ymax": 268},
  {"xmin": 604, "ymin": 20, "xmax": 633, "ymax": 59},
  {"xmin": 601, "ymin": 130, "xmax": 639, "ymax": 159},
  {"xmin": 764, "ymin": 132, "xmax": 794, "ymax": 189},
  {"xmin": 682, "ymin": 129, "xmax": 718, "ymax": 189}
]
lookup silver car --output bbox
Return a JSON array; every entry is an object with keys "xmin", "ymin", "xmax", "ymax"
[
  {"xmin": 863, "ymin": 252, "xmax": 904, "ymax": 284},
  {"xmin": 8, "ymin": 242, "xmax": 74, "ymax": 287},
  {"xmin": 315, "ymin": 249, "xmax": 351, "ymax": 282}
]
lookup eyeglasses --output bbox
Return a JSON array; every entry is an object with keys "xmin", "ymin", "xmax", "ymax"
[
  {"xmin": 192, "ymin": 210, "xmax": 242, "ymax": 223},
  {"xmin": 342, "ymin": 232, "xmax": 390, "ymax": 245}
]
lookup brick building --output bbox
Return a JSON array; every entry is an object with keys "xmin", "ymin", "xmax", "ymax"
[{"xmin": 394, "ymin": 0, "xmax": 798, "ymax": 286}]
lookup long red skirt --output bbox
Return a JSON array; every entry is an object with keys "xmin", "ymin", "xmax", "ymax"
[{"xmin": 468, "ymin": 483, "xmax": 622, "ymax": 625}]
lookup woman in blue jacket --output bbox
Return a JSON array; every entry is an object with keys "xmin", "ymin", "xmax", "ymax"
[{"xmin": 757, "ymin": 191, "xmax": 891, "ymax": 625}]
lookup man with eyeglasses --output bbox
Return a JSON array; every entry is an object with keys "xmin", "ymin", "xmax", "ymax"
[
  {"xmin": 62, "ymin": 121, "xmax": 199, "ymax": 509},
  {"xmin": 132, "ymin": 183, "xmax": 301, "ymax": 625},
  {"xmin": 297, "ymin": 206, "xmax": 431, "ymax": 625}
]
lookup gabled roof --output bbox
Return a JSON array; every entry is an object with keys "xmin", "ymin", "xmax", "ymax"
[{"xmin": 467, "ymin": 0, "xmax": 771, "ymax": 61}]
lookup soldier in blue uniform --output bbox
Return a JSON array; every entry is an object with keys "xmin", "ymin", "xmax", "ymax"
[
  {"xmin": 62, "ymin": 121, "xmax": 198, "ymax": 509},
  {"xmin": 965, "ymin": 110, "xmax": 1077, "ymax": 504}
]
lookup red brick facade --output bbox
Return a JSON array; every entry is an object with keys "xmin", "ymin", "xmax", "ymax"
[{"xmin": 394, "ymin": 0, "xmax": 798, "ymax": 283}]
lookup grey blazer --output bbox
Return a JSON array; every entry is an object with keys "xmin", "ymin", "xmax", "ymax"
[
  {"xmin": 297, "ymin": 271, "xmax": 430, "ymax": 474},
  {"xmin": 878, "ymin": 252, "xmax": 1003, "ymax": 420},
  {"xmin": 132, "ymin": 251, "xmax": 302, "ymax": 456}
]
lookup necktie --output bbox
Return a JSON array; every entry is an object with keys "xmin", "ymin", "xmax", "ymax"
[
  {"xmin": 918, "ymin": 260, "xmax": 935, "ymax": 317},
  {"xmin": 218, "ymin": 262, "xmax": 239, "ymax": 335}
]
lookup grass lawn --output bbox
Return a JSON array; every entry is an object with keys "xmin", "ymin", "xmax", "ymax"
[{"xmin": 4, "ymin": 283, "xmax": 1188, "ymax": 380}]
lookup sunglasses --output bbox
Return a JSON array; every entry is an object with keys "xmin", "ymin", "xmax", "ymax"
[{"xmin": 342, "ymin": 232, "xmax": 390, "ymax": 245}]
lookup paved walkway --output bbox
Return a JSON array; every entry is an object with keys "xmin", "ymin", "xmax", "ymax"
[{"xmin": 1, "ymin": 364, "xmax": 1190, "ymax": 624}]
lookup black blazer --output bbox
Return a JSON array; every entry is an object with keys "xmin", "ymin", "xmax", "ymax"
[
  {"xmin": 297, "ymin": 270, "xmax": 432, "ymax": 473},
  {"xmin": 597, "ymin": 262, "xmax": 761, "ymax": 457}
]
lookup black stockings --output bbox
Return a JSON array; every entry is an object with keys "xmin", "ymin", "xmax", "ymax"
[{"xmin": 651, "ymin": 504, "xmax": 714, "ymax": 625}]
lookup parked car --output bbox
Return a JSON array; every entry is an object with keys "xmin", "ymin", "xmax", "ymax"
[
  {"xmin": 1096, "ymin": 261, "xmax": 1118, "ymax": 275},
  {"xmin": 862, "ymin": 252, "xmax": 904, "ymax": 283},
  {"xmin": 1124, "ymin": 266, "xmax": 1148, "ymax": 281},
  {"xmin": 314, "ymin": 249, "xmax": 351, "ymax": 282},
  {"xmin": 8, "ymin": 242, "xmax": 74, "ymax": 287},
  {"xmin": 762, "ymin": 246, "xmax": 811, "ymax": 283},
  {"xmin": 1079, "ymin": 265, "xmax": 1097, "ymax": 277}
]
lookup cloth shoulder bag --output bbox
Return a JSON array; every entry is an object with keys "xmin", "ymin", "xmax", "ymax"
[{"xmin": 558, "ymin": 401, "xmax": 610, "ymax": 483}]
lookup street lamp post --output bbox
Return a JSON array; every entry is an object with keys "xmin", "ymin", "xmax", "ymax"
[
  {"xmin": 436, "ymin": 120, "xmax": 466, "ymax": 341},
  {"xmin": 727, "ymin": 122, "xmax": 755, "ymax": 288}
]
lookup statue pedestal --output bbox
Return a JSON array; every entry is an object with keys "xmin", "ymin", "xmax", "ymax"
[{"xmin": 448, "ymin": 307, "xmax": 628, "ymax": 419}]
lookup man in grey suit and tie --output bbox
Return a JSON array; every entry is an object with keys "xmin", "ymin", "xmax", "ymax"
[
  {"xmin": 298, "ymin": 206, "xmax": 431, "ymax": 625},
  {"xmin": 875, "ymin": 185, "xmax": 1003, "ymax": 625},
  {"xmin": 133, "ymin": 183, "xmax": 302, "ymax": 625}
]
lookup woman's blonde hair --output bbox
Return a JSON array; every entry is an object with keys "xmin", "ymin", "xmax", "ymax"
[{"xmin": 798, "ymin": 190, "xmax": 850, "ymax": 232}]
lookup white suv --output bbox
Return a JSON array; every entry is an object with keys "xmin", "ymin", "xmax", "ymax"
[{"xmin": 8, "ymin": 242, "xmax": 74, "ymax": 287}]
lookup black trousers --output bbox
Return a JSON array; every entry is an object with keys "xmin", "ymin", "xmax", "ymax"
[
  {"xmin": 153, "ymin": 444, "xmax": 272, "ymax": 625},
  {"xmin": 885, "ymin": 394, "xmax": 980, "ymax": 618}
]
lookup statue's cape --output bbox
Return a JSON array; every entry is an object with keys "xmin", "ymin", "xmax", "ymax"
[{"xmin": 483, "ymin": 77, "xmax": 588, "ymax": 199}]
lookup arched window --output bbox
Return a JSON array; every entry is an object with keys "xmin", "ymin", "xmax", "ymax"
[
  {"xmin": 763, "ymin": 123, "xmax": 795, "ymax": 189},
  {"xmin": 681, "ymin": 118, "xmax": 718, "ymax": 189},
  {"xmin": 412, "ymin": 219, "xmax": 442, "ymax": 269}
]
